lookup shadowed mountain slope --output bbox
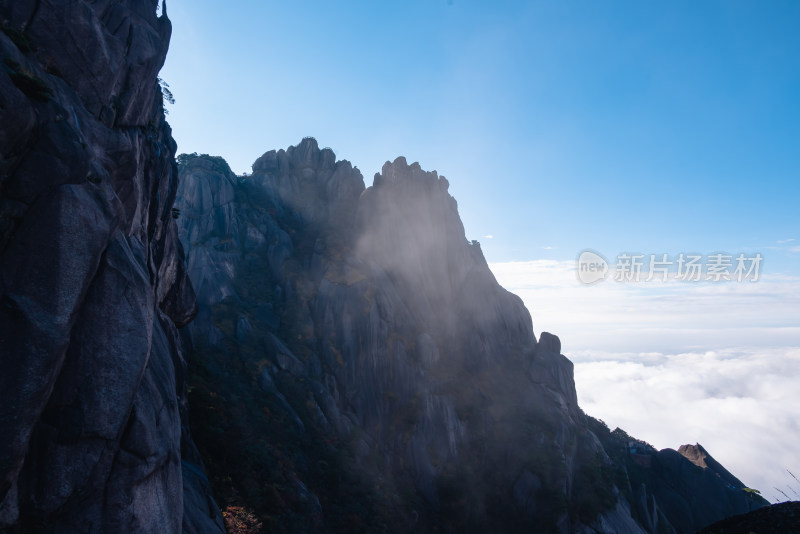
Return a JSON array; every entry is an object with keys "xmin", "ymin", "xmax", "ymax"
[
  {"xmin": 176, "ymin": 139, "xmax": 768, "ymax": 533},
  {"xmin": 697, "ymin": 501, "xmax": 800, "ymax": 534}
]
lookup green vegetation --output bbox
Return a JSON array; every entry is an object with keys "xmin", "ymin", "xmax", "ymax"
[{"xmin": 571, "ymin": 452, "xmax": 618, "ymax": 524}]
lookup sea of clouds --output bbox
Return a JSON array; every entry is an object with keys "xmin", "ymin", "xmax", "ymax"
[{"xmin": 490, "ymin": 259, "xmax": 800, "ymax": 502}]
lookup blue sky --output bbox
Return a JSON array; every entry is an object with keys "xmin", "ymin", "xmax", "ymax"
[
  {"xmin": 161, "ymin": 0, "xmax": 799, "ymax": 272},
  {"xmin": 161, "ymin": 1, "xmax": 800, "ymax": 498}
]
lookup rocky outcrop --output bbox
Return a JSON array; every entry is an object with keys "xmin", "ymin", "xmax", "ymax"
[
  {"xmin": 0, "ymin": 1, "xmax": 222, "ymax": 532},
  {"xmin": 175, "ymin": 140, "xmax": 767, "ymax": 533},
  {"xmin": 678, "ymin": 443, "xmax": 746, "ymax": 489},
  {"xmin": 585, "ymin": 424, "xmax": 768, "ymax": 534}
]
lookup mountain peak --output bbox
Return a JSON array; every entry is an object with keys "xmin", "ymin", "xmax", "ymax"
[
  {"xmin": 679, "ymin": 442, "xmax": 747, "ymax": 489},
  {"xmin": 678, "ymin": 443, "xmax": 710, "ymax": 468},
  {"xmin": 375, "ymin": 156, "xmax": 449, "ymax": 192},
  {"xmin": 170, "ymin": 144, "xmax": 768, "ymax": 532}
]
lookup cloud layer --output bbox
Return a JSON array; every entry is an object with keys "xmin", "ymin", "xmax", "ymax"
[
  {"xmin": 575, "ymin": 348, "xmax": 800, "ymax": 502},
  {"xmin": 490, "ymin": 259, "xmax": 800, "ymax": 501}
]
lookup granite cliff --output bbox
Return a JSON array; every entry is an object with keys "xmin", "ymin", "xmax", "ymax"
[
  {"xmin": 175, "ymin": 140, "xmax": 768, "ymax": 533},
  {"xmin": 0, "ymin": 1, "xmax": 222, "ymax": 532},
  {"xmin": 0, "ymin": 1, "xmax": 770, "ymax": 532}
]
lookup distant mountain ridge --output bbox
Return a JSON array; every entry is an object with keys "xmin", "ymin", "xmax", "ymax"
[{"xmin": 175, "ymin": 139, "xmax": 768, "ymax": 533}]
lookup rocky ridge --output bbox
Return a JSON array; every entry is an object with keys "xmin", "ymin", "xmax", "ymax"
[{"xmin": 176, "ymin": 139, "xmax": 768, "ymax": 533}]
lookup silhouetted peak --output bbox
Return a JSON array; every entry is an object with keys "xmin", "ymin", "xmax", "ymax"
[
  {"xmin": 286, "ymin": 136, "xmax": 321, "ymax": 169},
  {"xmin": 173, "ymin": 141, "xmax": 766, "ymax": 533},
  {"xmin": 374, "ymin": 156, "xmax": 449, "ymax": 192},
  {"xmin": 178, "ymin": 152, "xmax": 235, "ymax": 178},
  {"xmin": 537, "ymin": 332, "xmax": 562, "ymax": 355},
  {"xmin": 252, "ymin": 138, "xmax": 347, "ymax": 177}
]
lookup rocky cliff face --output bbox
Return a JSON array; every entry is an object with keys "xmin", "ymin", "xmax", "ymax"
[
  {"xmin": 0, "ymin": 1, "xmax": 222, "ymax": 532},
  {"xmin": 0, "ymin": 2, "xmax": 767, "ymax": 531},
  {"xmin": 176, "ymin": 139, "xmax": 767, "ymax": 533}
]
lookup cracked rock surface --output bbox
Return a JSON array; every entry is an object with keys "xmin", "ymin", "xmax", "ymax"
[{"xmin": 0, "ymin": 1, "xmax": 223, "ymax": 532}]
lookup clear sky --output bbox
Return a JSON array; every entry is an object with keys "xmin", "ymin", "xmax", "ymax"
[
  {"xmin": 161, "ymin": 0, "xmax": 799, "ymax": 273},
  {"xmin": 161, "ymin": 1, "xmax": 800, "ymax": 500}
]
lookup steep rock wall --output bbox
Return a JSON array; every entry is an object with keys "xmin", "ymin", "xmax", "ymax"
[
  {"xmin": 0, "ymin": 1, "xmax": 222, "ymax": 532},
  {"xmin": 176, "ymin": 139, "xmax": 766, "ymax": 533}
]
